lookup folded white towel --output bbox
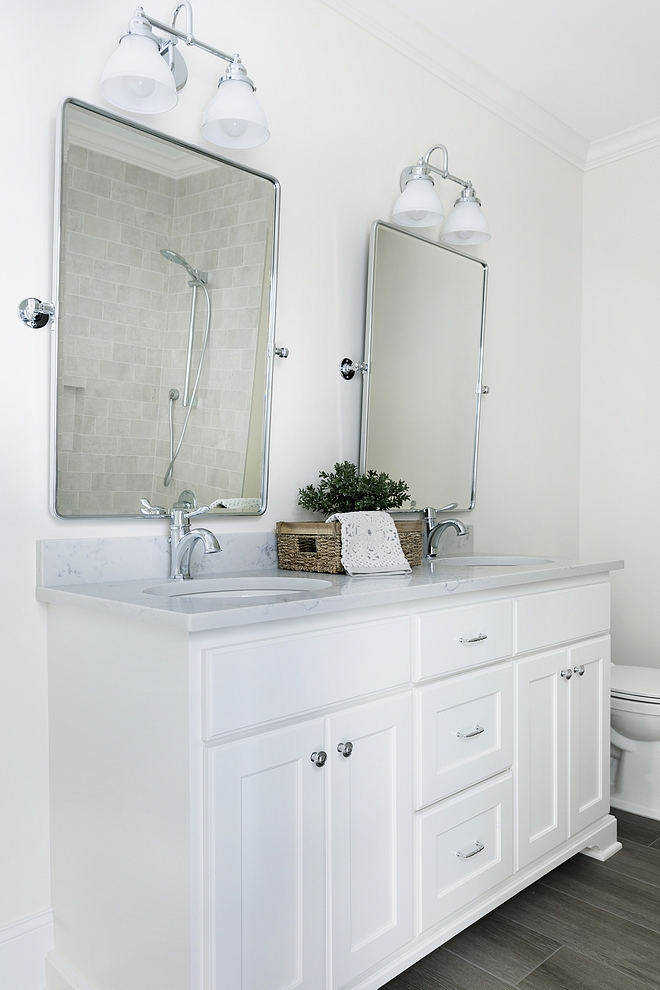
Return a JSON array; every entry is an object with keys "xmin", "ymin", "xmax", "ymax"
[
  {"xmin": 326, "ymin": 511, "xmax": 412, "ymax": 575},
  {"xmin": 210, "ymin": 498, "xmax": 261, "ymax": 510}
]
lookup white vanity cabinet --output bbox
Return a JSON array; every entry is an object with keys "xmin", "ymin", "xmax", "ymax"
[
  {"xmin": 43, "ymin": 564, "xmax": 622, "ymax": 990},
  {"xmin": 209, "ymin": 693, "xmax": 413, "ymax": 990},
  {"xmin": 516, "ymin": 637, "xmax": 610, "ymax": 868}
]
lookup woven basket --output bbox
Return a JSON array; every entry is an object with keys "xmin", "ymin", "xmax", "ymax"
[{"xmin": 276, "ymin": 519, "xmax": 424, "ymax": 574}]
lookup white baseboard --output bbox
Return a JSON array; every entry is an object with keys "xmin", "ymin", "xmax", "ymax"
[
  {"xmin": 0, "ymin": 909, "xmax": 53, "ymax": 990},
  {"xmin": 45, "ymin": 952, "xmax": 98, "ymax": 990},
  {"xmin": 611, "ymin": 796, "xmax": 660, "ymax": 822}
]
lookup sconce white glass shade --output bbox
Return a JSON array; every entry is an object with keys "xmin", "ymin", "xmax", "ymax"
[
  {"xmin": 100, "ymin": 34, "xmax": 178, "ymax": 113},
  {"xmin": 201, "ymin": 78, "xmax": 270, "ymax": 148},
  {"xmin": 391, "ymin": 176, "xmax": 445, "ymax": 227},
  {"xmin": 440, "ymin": 199, "xmax": 491, "ymax": 245}
]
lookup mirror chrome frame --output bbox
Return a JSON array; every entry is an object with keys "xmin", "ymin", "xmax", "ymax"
[
  {"xmin": 50, "ymin": 98, "xmax": 280, "ymax": 519},
  {"xmin": 359, "ymin": 220, "xmax": 488, "ymax": 512}
]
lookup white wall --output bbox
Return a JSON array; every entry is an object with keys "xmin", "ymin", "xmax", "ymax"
[
  {"xmin": 581, "ymin": 146, "xmax": 660, "ymax": 666},
  {"xmin": 2, "ymin": 0, "xmax": 584, "ymax": 949}
]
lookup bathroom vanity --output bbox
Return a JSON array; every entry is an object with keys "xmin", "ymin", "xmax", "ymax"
[{"xmin": 39, "ymin": 556, "xmax": 622, "ymax": 990}]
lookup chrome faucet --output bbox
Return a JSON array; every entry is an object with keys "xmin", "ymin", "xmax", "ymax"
[
  {"xmin": 422, "ymin": 506, "xmax": 469, "ymax": 559},
  {"xmin": 140, "ymin": 494, "xmax": 221, "ymax": 579}
]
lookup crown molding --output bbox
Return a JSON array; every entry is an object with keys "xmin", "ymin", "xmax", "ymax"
[
  {"xmin": 586, "ymin": 116, "xmax": 660, "ymax": 170},
  {"xmin": 321, "ymin": 0, "xmax": 589, "ymax": 169}
]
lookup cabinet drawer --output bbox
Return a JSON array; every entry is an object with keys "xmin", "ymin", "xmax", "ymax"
[
  {"xmin": 203, "ymin": 617, "xmax": 410, "ymax": 738},
  {"xmin": 413, "ymin": 600, "xmax": 513, "ymax": 680},
  {"xmin": 416, "ymin": 774, "xmax": 513, "ymax": 935},
  {"xmin": 514, "ymin": 583, "xmax": 610, "ymax": 654},
  {"xmin": 415, "ymin": 665, "xmax": 512, "ymax": 808}
]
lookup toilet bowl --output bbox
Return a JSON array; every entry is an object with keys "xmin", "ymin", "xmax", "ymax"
[{"xmin": 611, "ymin": 664, "xmax": 660, "ymax": 820}]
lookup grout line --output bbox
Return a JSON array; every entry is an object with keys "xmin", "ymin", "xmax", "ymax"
[
  {"xmin": 518, "ymin": 943, "xmax": 658, "ymax": 990},
  {"xmin": 440, "ymin": 947, "xmax": 518, "ymax": 987},
  {"xmin": 536, "ymin": 876, "xmax": 660, "ymax": 937},
  {"xmin": 513, "ymin": 944, "xmax": 563, "ymax": 986}
]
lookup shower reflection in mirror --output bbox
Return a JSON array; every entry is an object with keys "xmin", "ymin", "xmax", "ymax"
[{"xmin": 159, "ymin": 248, "xmax": 211, "ymax": 487}]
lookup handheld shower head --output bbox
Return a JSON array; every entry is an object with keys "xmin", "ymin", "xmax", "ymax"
[{"xmin": 160, "ymin": 248, "xmax": 198, "ymax": 281}]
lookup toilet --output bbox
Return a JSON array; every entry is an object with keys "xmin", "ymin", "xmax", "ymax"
[{"xmin": 611, "ymin": 664, "xmax": 660, "ymax": 820}]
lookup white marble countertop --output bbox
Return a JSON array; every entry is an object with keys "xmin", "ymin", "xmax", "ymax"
[{"xmin": 36, "ymin": 556, "xmax": 624, "ymax": 633}]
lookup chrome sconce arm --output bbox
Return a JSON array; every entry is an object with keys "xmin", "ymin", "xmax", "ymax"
[{"xmin": 392, "ymin": 142, "xmax": 490, "ymax": 244}]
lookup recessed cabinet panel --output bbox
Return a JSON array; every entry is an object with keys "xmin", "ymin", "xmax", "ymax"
[
  {"xmin": 514, "ymin": 583, "xmax": 610, "ymax": 654},
  {"xmin": 569, "ymin": 638, "xmax": 610, "ymax": 834},
  {"xmin": 208, "ymin": 720, "xmax": 326, "ymax": 990},
  {"xmin": 516, "ymin": 650, "xmax": 570, "ymax": 869},
  {"xmin": 413, "ymin": 600, "xmax": 513, "ymax": 680},
  {"xmin": 416, "ymin": 774, "xmax": 513, "ymax": 935},
  {"xmin": 415, "ymin": 665, "xmax": 513, "ymax": 808},
  {"xmin": 328, "ymin": 694, "xmax": 413, "ymax": 990},
  {"xmin": 204, "ymin": 617, "xmax": 410, "ymax": 737}
]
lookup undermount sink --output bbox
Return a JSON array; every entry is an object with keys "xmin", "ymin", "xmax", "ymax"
[
  {"xmin": 436, "ymin": 555, "xmax": 553, "ymax": 566},
  {"xmin": 144, "ymin": 576, "xmax": 333, "ymax": 600}
]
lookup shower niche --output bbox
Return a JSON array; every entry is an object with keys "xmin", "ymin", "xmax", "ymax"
[{"xmin": 52, "ymin": 99, "xmax": 279, "ymax": 517}]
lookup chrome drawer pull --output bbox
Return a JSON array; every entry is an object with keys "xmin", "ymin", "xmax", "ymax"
[
  {"xmin": 459, "ymin": 633, "xmax": 487, "ymax": 644},
  {"xmin": 573, "ymin": 665, "xmax": 585, "ymax": 676},
  {"xmin": 560, "ymin": 668, "xmax": 573, "ymax": 679},
  {"xmin": 310, "ymin": 751, "xmax": 327, "ymax": 768},
  {"xmin": 456, "ymin": 840, "xmax": 485, "ymax": 859},
  {"xmin": 456, "ymin": 724, "xmax": 485, "ymax": 739}
]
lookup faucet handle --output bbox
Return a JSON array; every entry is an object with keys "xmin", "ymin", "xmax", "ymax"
[
  {"xmin": 185, "ymin": 504, "xmax": 210, "ymax": 518},
  {"xmin": 140, "ymin": 498, "xmax": 168, "ymax": 517}
]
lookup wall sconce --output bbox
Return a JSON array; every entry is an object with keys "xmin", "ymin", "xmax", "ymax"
[
  {"xmin": 392, "ymin": 144, "xmax": 490, "ymax": 245},
  {"xmin": 100, "ymin": 2, "xmax": 269, "ymax": 149}
]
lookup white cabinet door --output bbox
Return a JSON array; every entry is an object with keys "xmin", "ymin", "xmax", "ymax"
[
  {"xmin": 516, "ymin": 649, "xmax": 570, "ymax": 869},
  {"xmin": 208, "ymin": 719, "xmax": 326, "ymax": 990},
  {"xmin": 328, "ymin": 694, "xmax": 413, "ymax": 990},
  {"xmin": 569, "ymin": 637, "xmax": 610, "ymax": 835}
]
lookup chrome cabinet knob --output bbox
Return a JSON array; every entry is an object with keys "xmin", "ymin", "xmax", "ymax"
[
  {"xmin": 310, "ymin": 751, "xmax": 327, "ymax": 768},
  {"xmin": 574, "ymin": 665, "xmax": 585, "ymax": 676},
  {"xmin": 560, "ymin": 668, "xmax": 573, "ymax": 679},
  {"xmin": 337, "ymin": 741, "xmax": 353, "ymax": 757}
]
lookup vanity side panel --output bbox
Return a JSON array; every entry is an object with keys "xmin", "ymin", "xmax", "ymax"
[{"xmin": 47, "ymin": 606, "xmax": 191, "ymax": 990}]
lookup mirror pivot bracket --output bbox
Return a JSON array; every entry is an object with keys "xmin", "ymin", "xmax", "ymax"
[
  {"xmin": 18, "ymin": 297, "xmax": 55, "ymax": 329},
  {"xmin": 340, "ymin": 357, "xmax": 368, "ymax": 380}
]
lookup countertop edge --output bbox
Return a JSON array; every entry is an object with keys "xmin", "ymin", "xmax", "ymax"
[{"xmin": 36, "ymin": 558, "xmax": 624, "ymax": 633}]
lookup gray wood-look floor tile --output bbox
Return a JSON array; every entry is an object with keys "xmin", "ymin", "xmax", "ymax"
[
  {"xmin": 443, "ymin": 911, "xmax": 560, "ymax": 985},
  {"xmin": 541, "ymin": 851, "xmax": 660, "ymax": 933},
  {"xmin": 613, "ymin": 808, "xmax": 660, "ymax": 846},
  {"xmin": 492, "ymin": 878, "xmax": 660, "ymax": 987},
  {"xmin": 597, "ymin": 838, "xmax": 660, "ymax": 888},
  {"xmin": 517, "ymin": 945, "xmax": 654, "ymax": 990},
  {"xmin": 380, "ymin": 947, "xmax": 516, "ymax": 990}
]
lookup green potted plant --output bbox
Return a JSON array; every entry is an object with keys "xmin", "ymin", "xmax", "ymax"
[
  {"xmin": 297, "ymin": 460, "xmax": 410, "ymax": 515},
  {"xmin": 277, "ymin": 462, "xmax": 422, "ymax": 573}
]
